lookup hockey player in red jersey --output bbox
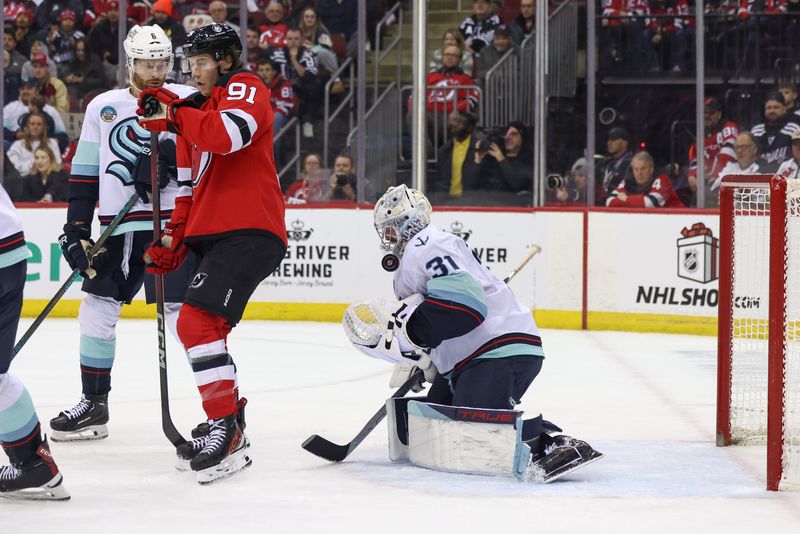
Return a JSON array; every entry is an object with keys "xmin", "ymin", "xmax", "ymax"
[
  {"xmin": 606, "ymin": 151, "xmax": 685, "ymax": 208},
  {"xmin": 136, "ymin": 23, "xmax": 287, "ymax": 484}
]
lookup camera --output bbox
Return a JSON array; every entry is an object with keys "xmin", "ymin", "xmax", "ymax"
[
  {"xmin": 474, "ymin": 127, "xmax": 505, "ymax": 155},
  {"xmin": 334, "ymin": 173, "xmax": 349, "ymax": 187},
  {"xmin": 546, "ymin": 174, "xmax": 567, "ymax": 190}
]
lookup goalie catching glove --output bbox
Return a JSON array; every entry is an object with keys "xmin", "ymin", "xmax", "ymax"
[{"xmin": 343, "ymin": 294, "xmax": 438, "ymax": 391}]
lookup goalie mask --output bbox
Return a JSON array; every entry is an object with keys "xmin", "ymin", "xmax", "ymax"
[
  {"xmin": 124, "ymin": 25, "xmax": 173, "ymax": 88},
  {"xmin": 374, "ymin": 185, "xmax": 432, "ymax": 269}
]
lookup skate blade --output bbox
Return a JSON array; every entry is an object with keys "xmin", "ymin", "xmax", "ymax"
[
  {"xmin": 196, "ymin": 447, "xmax": 252, "ymax": 485},
  {"xmin": 0, "ymin": 473, "xmax": 71, "ymax": 501},
  {"xmin": 50, "ymin": 425, "xmax": 108, "ymax": 442},
  {"xmin": 542, "ymin": 452, "xmax": 605, "ymax": 484}
]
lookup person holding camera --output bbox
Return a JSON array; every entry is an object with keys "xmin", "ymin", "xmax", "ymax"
[
  {"xmin": 322, "ymin": 154, "xmax": 357, "ymax": 202},
  {"xmin": 546, "ymin": 158, "xmax": 589, "ymax": 206},
  {"xmin": 463, "ymin": 121, "xmax": 532, "ymax": 202},
  {"xmin": 606, "ymin": 151, "xmax": 684, "ymax": 208}
]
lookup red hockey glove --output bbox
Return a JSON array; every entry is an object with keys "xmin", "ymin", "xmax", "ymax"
[
  {"xmin": 137, "ymin": 88, "xmax": 186, "ymax": 133},
  {"xmin": 144, "ymin": 196, "xmax": 191, "ymax": 274}
]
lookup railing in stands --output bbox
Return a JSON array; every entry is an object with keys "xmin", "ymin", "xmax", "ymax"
[
  {"xmin": 483, "ymin": 48, "xmax": 520, "ymax": 128},
  {"xmin": 373, "ymin": 2, "xmax": 403, "ymax": 102},
  {"xmin": 346, "ymin": 83, "xmax": 400, "ymax": 203},
  {"xmin": 275, "ymin": 116, "xmax": 302, "ymax": 183},
  {"xmin": 323, "ymin": 58, "xmax": 355, "ymax": 167}
]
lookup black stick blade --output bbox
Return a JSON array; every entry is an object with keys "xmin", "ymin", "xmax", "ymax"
[{"xmin": 301, "ymin": 434, "xmax": 350, "ymax": 462}]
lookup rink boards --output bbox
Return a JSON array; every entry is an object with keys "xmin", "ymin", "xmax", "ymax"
[{"xmin": 14, "ymin": 205, "xmax": 722, "ymax": 335}]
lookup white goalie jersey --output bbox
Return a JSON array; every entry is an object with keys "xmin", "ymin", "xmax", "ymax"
[
  {"xmin": 392, "ymin": 225, "xmax": 543, "ymax": 374},
  {"xmin": 69, "ymin": 84, "xmax": 197, "ymax": 235}
]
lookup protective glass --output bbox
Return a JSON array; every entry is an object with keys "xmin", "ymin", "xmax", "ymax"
[
  {"xmin": 180, "ymin": 56, "xmax": 220, "ymax": 74},
  {"xmin": 132, "ymin": 58, "xmax": 171, "ymax": 78}
]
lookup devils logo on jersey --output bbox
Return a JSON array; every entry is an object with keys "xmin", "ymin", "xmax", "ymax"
[{"xmin": 106, "ymin": 117, "xmax": 150, "ymax": 186}]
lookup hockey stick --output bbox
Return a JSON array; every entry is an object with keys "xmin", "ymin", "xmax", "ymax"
[
  {"xmin": 504, "ymin": 244, "xmax": 542, "ymax": 284},
  {"xmin": 12, "ymin": 193, "xmax": 140, "ymax": 358},
  {"xmin": 301, "ymin": 369, "xmax": 424, "ymax": 462},
  {"xmin": 150, "ymin": 135, "xmax": 187, "ymax": 448},
  {"xmin": 302, "ymin": 244, "xmax": 543, "ymax": 462}
]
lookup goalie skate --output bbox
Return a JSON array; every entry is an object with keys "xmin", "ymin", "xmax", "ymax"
[
  {"xmin": 524, "ymin": 435, "xmax": 604, "ymax": 484},
  {"xmin": 50, "ymin": 394, "xmax": 109, "ymax": 442},
  {"xmin": 0, "ymin": 439, "xmax": 70, "ymax": 501}
]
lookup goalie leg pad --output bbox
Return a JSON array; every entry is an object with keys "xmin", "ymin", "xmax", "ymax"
[
  {"xmin": 406, "ymin": 401, "xmax": 531, "ymax": 478},
  {"xmin": 386, "ymin": 397, "xmax": 427, "ymax": 462}
]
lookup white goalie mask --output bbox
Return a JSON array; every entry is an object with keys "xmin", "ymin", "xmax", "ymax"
[
  {"xmin": 124, "ymin": 25, "xmax": 174, "ymax": 87},
  {"xmin": 374, "ymin": 185, "xmax": 432, "ymax": 258}
]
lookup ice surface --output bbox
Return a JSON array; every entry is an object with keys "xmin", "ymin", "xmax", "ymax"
[{"xmin": 4, "ymin": 320, "xmax": 800, "ymax": 533}]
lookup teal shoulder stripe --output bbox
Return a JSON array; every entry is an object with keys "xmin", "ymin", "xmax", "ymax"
[{"xmin": 427, "ymin": 271, "xmax": 487, "ymax": 317}]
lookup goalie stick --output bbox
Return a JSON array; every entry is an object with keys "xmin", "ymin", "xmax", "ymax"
[
  {"xmin": 150, "ymin": 135, "xmax": 186, "ymax": 448},
  {"xmin": 12, "ymin": 192, "xmax": 140, "ymax": 358},
  {"xmin": 301, "ymin": 244, "xmax": 542, "ymax": 462}
]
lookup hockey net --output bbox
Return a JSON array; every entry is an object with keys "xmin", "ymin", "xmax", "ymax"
[{"xmin": 717, "ymin": 174, "xmax": 800, "ymax": 491}]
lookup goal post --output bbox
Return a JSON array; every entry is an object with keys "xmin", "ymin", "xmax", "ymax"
[{"xmin": 717, "ymin": 173, "xmax": 800, "ymax": 491}]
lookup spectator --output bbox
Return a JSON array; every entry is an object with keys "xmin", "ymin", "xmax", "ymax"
[
  {"xmin": 3, "ymin": 80, "xmax": 68, "ymax": 151},
  {"xmin": 4, "ymin": 30, "xmax": 27, "ymax": 77},
  {"xmin": 313, "ymin": 33, "xmax": 340, "ymax": 76},
  {"xmin": 246, "ymin": 25, "xmax": 267, "ymax": 71},
  {"xmin": 709, "ymin": 132, "xmax": 766, "ymax": 198},
  {"xmin": 322, "ymin": 153, "xmax": 356, "ymax": 201},
  {"xmin": 429, "ymin": 29, "xmax": 474, "ymax": 75},
  {"xmin": 685, "ymin": 97, "xmax": 739, "ymax": 196},
  {"xmin": 476, "ymin": 24, "xmax": 517, "ymax": 80},
  {"xmin": 3, "ymin": 51, "xmax": 21, "ymax": 104},
  {"xmin": 47, "ymin": 10, "xmax": 85, "ymax": 77},
  {"xmin": 35, "ymin": 0, "xmax": 84, "ymax": 30},
  {"xmin": 426, "ymin": 45, "xmax": 478, "ymax": 113},
  {"xmin": 600, "ymin": 0, "xmax": 646, "ymax": 72},
  {"xmin": 87, "ymin": 0, "xmax": 129, "ymax": 75},
  {"xmin": 12, "ymin": 9, "xmax": 36, "ymax": 57},
  {"xmin": 19, "ymin": 145, "xmax": 67, "ymax": 202},
  {"xmin": 548, "ymin": 157, "xmax": 589, "ymax": 205},
  {"xmin": 259, "ymin": 59, "xmax": 295, "ymax": 150},
  {"xmin": 149, "ymin": 0, "xmax": 186, "ymax": 50},
  {"xmin": 64, "ymin": 38, "xmax": 109, "ymax": 101},
  {"xmin": 208, "ymin": 1, "xmax": 240, "ymax": 33},
  {"xmin": 606, "ymin": 151, "xmax": 684, "ymax": 208},
  {"xmin": 20, "ymin": 42, "xmax": 58, "ymax": 82},
  {"xmin": 29, "ymin": 52, "xmax": 68, "ymax": 113},
  {"xmin": 3, "ymin": 1, "xmax": 30, "ymax": 23},
  {"xmin": 777, "ymin": 130, "xmax": 800, "ymax": 179},
  {"xmin": 751, "ymin": 92, "xmax": 800, "ymax": 172},
  {"xmin": 510, "ymin": 0, "xmax": 535, "ymax": 45},
  {"xmin": 284, "ymin": 152, "xmax": 323, "ymax": 202},
  {"xmin": 459, "ymin": 0, "xmax": 501, "ymax": 56},
  {"xmin": 432, "ymin": 110, "xmax": 479, "ymax": 202},
  {"xmin": 260, "ymin": 1, "xmax": 288, "ymax": 47},
  {"xmin": 778, "ymin": 82, "xmax": 800, "ymax": 121},
  {"xmin": 316, "ymin": 0, "xmax": 357, "ymax": 41},
  {"xmin": 465, "ymin": 121, "xmax": 533, "ymax": 195},
  {"xmin": 7, "ymin": 113, "xmax": 62, "ymax": 175},
  {"xmin": 26, "ymin": 94, "xmax": 70, "ymax": 150},
  {"xmin": 595, "ymin": 126, "xmax": 633, "ymax": 205},
  {"xmin": 644, "ymin": 0, "xmax": 694, "ymax": 72},
  {"xmin": 297, "ymin": 6, "xmax": 338, "ymax": 74}
]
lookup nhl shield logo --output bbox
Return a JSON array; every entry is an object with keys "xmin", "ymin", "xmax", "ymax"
[
  {"xmin": 449, "ymin": 221, "xmax": 472, "ymax": 242},
  {"xmin": 683, "ymin": 249, "xmax": 698, "ymax": 273},
  {"xmin": 287, "ymin": 220, "xmax": 313, "ymax": 241},
  {"xmin": 676, "ymin": 222, "xmax": 719, "ymax": 284}
]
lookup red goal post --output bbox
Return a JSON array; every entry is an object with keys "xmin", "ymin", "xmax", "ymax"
[{"xmin": 717, "ymin": 173, "xmax": 800, "ymax": 491}]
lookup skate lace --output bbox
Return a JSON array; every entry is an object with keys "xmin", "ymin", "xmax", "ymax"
[
  {"xmin": 61, "ymin": 395, "xmax": 92, "ymax": 420},
  {"xmin": 0, "ymin": 465, "xmax": 21, "ymax": 481},
  {"xmin": 191, "ymin": 434, "xmax": 210, "ymax": 452},
  {"xmin": 199, "ymin": 419, "xmax": 227, "ymax": 454}
]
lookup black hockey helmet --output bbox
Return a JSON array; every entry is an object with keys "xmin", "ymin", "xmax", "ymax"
[{"xmin": 183, "ymin": 23, "xmax": 242, "ymax": 61}]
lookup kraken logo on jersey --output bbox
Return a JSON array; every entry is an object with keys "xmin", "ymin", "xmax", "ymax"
[{"xmin": 106, "ymin": 117, "xmax": 151, "ymax": 186}]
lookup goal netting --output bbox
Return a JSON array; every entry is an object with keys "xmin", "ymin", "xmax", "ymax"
[{"xmin": 717, "ymin": 174, "xmax": 800, "ymax": 491}]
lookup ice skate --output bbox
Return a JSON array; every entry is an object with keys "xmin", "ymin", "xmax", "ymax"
[
  {"xmin": 525, "ymin": 434, "xmax": 604, "ymax": 483},
  {"xmin": 50, "ymin": 394, "xmax": 109, "ymax": 442},
  {"xmin": 0, "ymin": 438, "xmax": 70, "ymax": 501},
  {"xmin": 190, "ymin": 414, "xmax": 251, "ymax": 485},
  {"xmin": 190, "ymin": 397, "xmax": 247, "ymax": 439},
  {"xmin": 175, "ymin": 433, "xmax": 210, "ymax": 472}
]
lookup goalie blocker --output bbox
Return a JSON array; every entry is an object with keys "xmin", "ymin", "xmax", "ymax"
[{"xmin": 387, "ymin": 399, "xmax": 604, "ymax": 483}]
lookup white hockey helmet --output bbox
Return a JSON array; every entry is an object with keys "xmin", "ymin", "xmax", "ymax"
[
  {"xmin": 124, "ymin": 25, "xmax": 174, "ymax": 86},
  {"xmin": 374, "ymin": 185, "xmax": 432, "ymax": 257}
]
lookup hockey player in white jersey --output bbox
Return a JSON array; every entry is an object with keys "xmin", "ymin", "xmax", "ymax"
[
  {"xmin": 49, "ymin": 25, "xmax": 198, "ymax": 442},
  {"xmin": 343, "ymin": 185, "xmax": 602, "ymax": 482},
  {"xmin": 0, "ymin": 183, "xmax": 69, "ymax": 501}
]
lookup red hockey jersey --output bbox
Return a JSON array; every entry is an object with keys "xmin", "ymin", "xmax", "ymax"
[
  {"xmin": 267, "ymin": 74, "xmax": 296, "ymax": 117},
  {"xmin": 687, "ymin": 120, "xmax": 739, "ymax": 182},
  {"xmin": 606, "ymin": 173, "xmax": 685, "ymax": 208},
  {"xmin": 425, "ymin": 70, "xmax": 478, "ymax": 113},
  {"xmin": 173, "ymin": 69, "xmax": 287, "ymax": 246}
]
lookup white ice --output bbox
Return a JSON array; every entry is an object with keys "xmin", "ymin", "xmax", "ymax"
[{"xmin": 4, "ymin": 319, "xmax": 800, "ymax": 533}]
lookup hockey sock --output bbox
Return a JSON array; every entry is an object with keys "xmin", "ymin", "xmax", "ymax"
[
  {"xmin": 0, "ymin": 374, "xmax": 42, "ymax": 467},
  {"xmin": 79, "ymin": 334, "xmax": 115, "ymax": 396}
]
